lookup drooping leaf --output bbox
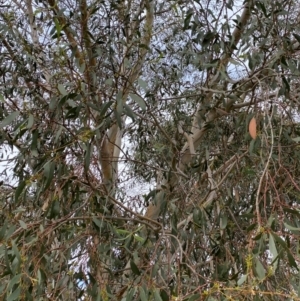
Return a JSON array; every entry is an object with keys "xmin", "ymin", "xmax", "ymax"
[
  {"xmin": 7, "ymin": 286, "xmax": 20, "ymax": 301},
  {"xmin": 254, "ymin": 258, "xmax": 265, "ymax": 280},
  {"xmin": 57, "ymin": 84, "xmax": 67, "ymax": 96},
  {"xmin": 269, "ymin": 234, "xmax": 278, "ymax": 269},
  {"xmin": 130, "ymin": 93, "xmax": 146, "ymax": 111},
  {"xmin": 0, "ymin": 111, "xmax": 19, "ymax": 129},
  {"xmin": 15, "ymin": 180, "xmax": 26, "ymax": 203},
  {"xmin": 188, "ymin": 293, "xmax": 201, "ymax": 301},
  {"xmin": 153, "ymin": 288, "xmax": 163, "ymax": 301},
  {"xmin": 139, "ymin": 286, "xmax": 148, "ymax": 301},
  {"xmin": 130, "ymin": 260, "xmax": 141, "ymax": 276},
  {"xmin": 43, "ymin": 160, "xmax": 55, "ymax": 190},
  {"xmin": 237, "ymin": 274, "xmax": 247, "ymax": 286}
]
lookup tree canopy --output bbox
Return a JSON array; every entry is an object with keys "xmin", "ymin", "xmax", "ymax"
[{"xmin": 1, "ymin": 0, "xmax": 300, "ymax": 300}]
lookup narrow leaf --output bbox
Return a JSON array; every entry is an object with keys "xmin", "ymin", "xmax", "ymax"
[
  {"xmin": 123, "ymin": 103, "xmax": 136, "ymax": 121},
  {"xmin": 130, "ymin": 93, "xmax": 146, "ymax": 111},
  {"xmin": 287, "ymin": 249, "xmax": 299, "ymax": 270},
  {"xmin": 92, "ymin": 217, "xmax": 103, "ymax": 229},
  {"xmin": 293, "ymin": 33, "xmax": 300, "ymax": 44},
  {"xmin": 130, "ymin": 260, "xmax": 141, "ymax": 276},
  {"xmin": 272, "ymin": 232, "xmax": 287, "ymax": 249},
  {"xmin": 7, "ymin": 287, "xmax": 20, "ymax": 301},
  {"xmin": 84, "ymin": 142, "xmax": 91, "ymax": 171},
  {"xmin": 220, "ymin": 213, "xmax": 228, "ymax": 230},
  {"xmin": 18, "ymin": 220, "xmax": 27, "ymax": 230},
  {"xmin": 43, "ymin": 161, "xmax": 55, "ymax": 190},
  {"xmin": 100, "ymin": 101, "xmax": 114, "ymax": 117},
  {"xmin": 0, "ymin": 111, "xmax": 19, "ymax": 129},
  {"xmin": 269, "ymin": 234, "xmax": 278, "ymax": 269},
  {"xmin": 7, "ymin": 274, "xmax": 21, "ymax": 292},
  {"xmin": 284, "ymin": 222, "xmax": 300, "ymax": 232},
  {"xmin": 188, "ymin": 294, "xmax": 201, "ymax": 301},
  {"xmin": 153, "ymin": 288, "xmax": 163, "ymax": 301},
  {"xmin": 237, "ymin": 274, "xmax": 247, "ymax": 286},
  {"xmin": 27, "ymin": 114, "xmax": 34, "ymax": 129},
  {"xmin": 160, "ymin": 289, "xmax": 169, "ymax": 301},
  {"xmin": 138, "ymin": 78, "xmax": 148, "ymax": 90},
  {"xmin": 57, "ymin": 84, "xmax": 67, "ymax": 96},
  {"xmin": 139, "ymin": 287, "xmax": 147, "ymax": 301},
  {"xmin": 254, "ymin": 258, "xmax": 265, "ymax": 280},
  {"xmin": 15, "ymin": 180, "xmax": 26, "ymax": 203}
]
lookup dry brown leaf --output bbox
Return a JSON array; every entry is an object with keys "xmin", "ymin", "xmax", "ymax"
[{"xmin": 249, "ymin": 117, "xmax": 257, "ymax": 139}]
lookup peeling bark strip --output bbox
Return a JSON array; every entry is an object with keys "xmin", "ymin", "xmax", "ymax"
[
  {"xmin": 100, "ymin": 135, "xmax": 113, "ymax": 186},
  {"xmin": 99, "ymin": 0, "xmax": 154, "ymax": 194}
]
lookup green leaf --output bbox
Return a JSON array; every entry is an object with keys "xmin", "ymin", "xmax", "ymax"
[
  {"xmin": 269, "ymin": 234, "xmax": 278, "ymax": 269},
  {"xmin": 5, "ymin": 225, "xmax": 16, "ymax": 240},
  {"xmin": 15, "ymin": 180, "xmax": 26, "ymax": 203},
  {"xmin": 4, "ymin": 246, "xmax": 13, "ymax": 275},
  {"xmin": 0, "ymin": 221, "xmax": 7, "ymax": 241},
  {"xmin": 193, "ymin": 208, "xmax": 202, "ymax": 225},
  {"xmin": 267, "ymin": 214, "xmax": 275, "ymax": 227},
  {"xmin": 249, "ymin": 139, "xmax": 255, "ymax": 155},
  {"xmin": 48, "ymin": 199, "xmax": 60, "ymax": 219},
  {"xmin": 287, "ymin": 249, "xmax": 299, "ymax": 270},
  {"xmin": 153, "ymin": 288, "xmax": 163, "ymax": 301},
  {"xmin": 105, "ymin": 78, "xmax": 113, "ymax": 86},
  {"xmin": 237, "ymin": 274, "xmax": 247, "ymax": 286},
  {"xmin": 54, "ymin": 18, "xmax": 62, "ymax": 37},
  {"xmin": 79, "ymin": 62, "xmax": 86, "ymax": 73},
  {"xmin": 27, "ymin": 114, "xmax": 34, "ymax": 129},
  {"xmin": 126, "ymin": 288, "xmax": 136, "ymax": 301},
  {"xmin": 139, "ymin": 287, "xmax": 148, "ymax": 301},
  {"xmin": 43, "ymin": 161, "xmax": 55, "ymax": 190},
  {"xmin": 293, "ymin": 33, "xmax": 300, "ymax": 44},
  {"xmin": 123, "ymin": 103, "xmax": 136, "ymax": 121},
  {"xmin": 188, "ymin": 293, "xmax": 200, "ymax": 301},
  {"xmin": 138, "ymin": 78, "xmax": 148, "ymax": 90},
  {"xmin": 254, "ymin": 258, "xmax": 265, "ymax": 280},
  {"xmin": 283, "ymin": 208, "xmax": 300, "ymax": 217},
  {"xmin": 256, "ymin": 1, "xmax": 267, "ymax": 17},
  {"xmin": 284, "ymin": 222, "xmax": 300, "ymax": 233},
  {"xmin": 7, "ymin": 274, "xmax": 21, "ymax": 292},
  {"xmin": 18, "ymin": 220, "xmax": 27, "ymax": 230},
  {"xmin": 30, "ymin": 129, "xmax": 39, "ymax": 157},
  {"xmin": 220, "ymin": 213, "xmax": 228, "ymax": 230},
  {"xmin": 92, "ymin": 217, "xmax": 104, "ymax": 229},
  {"xmin": 0, "ymin": 111, "xmax": 19, "ymax": 129},
  {"xmin": 99, "ymin": 101, "xmax": 113, "ymax": 117},
  {"xmin": 247, "ymin": 223, "xmax": 257, "ymax": 232},
  {"xmin": 0, "ymin": 283, "xmax": 5, "ymax": 294},
  {"xmin": 54, "ymin": 125, "xmax": 63, "ymax": 143},
  {"xmin": 57, "ymin": 84, "xmax": 67, "ymax": 96},
  {"xmin": 133, "ymin": 233, "xmax": 145, "ymax": 243},
  {"xmin": 160, "ymin": 289, "xmax": 169, "ymax": 301},
  {"xmin": 7, "ymin": 287, "xmax": 20, "ymax": 301},
  {"xmin": 271, "ymin": 232, "xmax": 287, "ymax": 249},
  {"xmin": 130, "ymin": 260, "xmax": 141, "ymax": 276},
  {"xmin": 183, "ymin": 12, "xmax": 192, "ymax": 30},
  {"xmin": 151, "ymin": 263, "xmax": 159, "ymax": 277},
  {"xmin": 130, "ymin": 93, "xmax": 146, "ymax": 111},
  {"xmin": 84, "ymin": 141, "xmax": 91, "ymax": 171}
]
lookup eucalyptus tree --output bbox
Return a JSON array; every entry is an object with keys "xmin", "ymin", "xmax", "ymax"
[{"xmin": 1, "ymin": 0, "xmax": 300, "ymax": 300}]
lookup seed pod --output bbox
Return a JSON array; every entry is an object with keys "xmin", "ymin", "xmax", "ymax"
[{"xmin": 249, "ymin": 117, "xmax": 257, "ymax": 139}]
